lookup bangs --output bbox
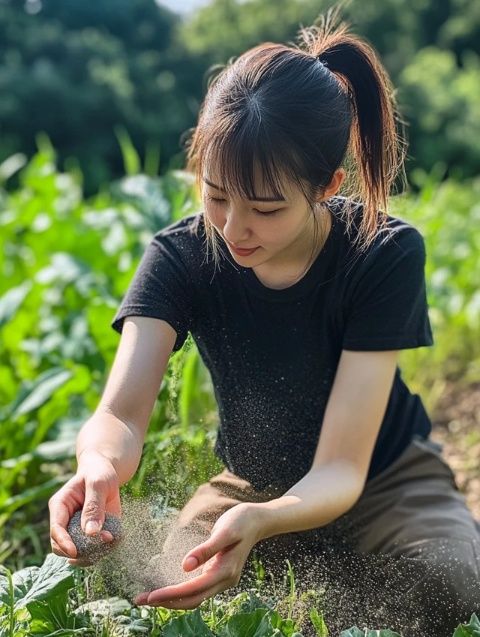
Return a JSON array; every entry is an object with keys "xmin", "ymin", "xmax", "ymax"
[{"xmin": 200, "ymin": 117, "xmax": 314, "ymax": 205}]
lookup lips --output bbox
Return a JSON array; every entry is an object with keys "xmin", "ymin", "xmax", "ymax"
[
  {"xmin": 228, "ymin": 243, "xmax": 259, "ymax": 256},
  {"xmin": 225, "ymin": 239, "xmax": 259, "ymax": 255}
]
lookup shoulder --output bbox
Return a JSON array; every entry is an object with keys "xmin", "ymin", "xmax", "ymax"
[
  {"xmin": 153, "ymin": 212, "xmax": 205, "ymax": 243},
  {"xmin": 150, "ymin": 213, "xmax": 207, "ymax": 261},
  {"xmin": 331, "ymin": 196, "xmax": 426, "ymax": 265}
]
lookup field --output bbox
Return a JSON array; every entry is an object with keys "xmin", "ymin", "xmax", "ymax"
[{"xmin": 0, "ymin": 144, "xmax": 479, "ymax": 635}]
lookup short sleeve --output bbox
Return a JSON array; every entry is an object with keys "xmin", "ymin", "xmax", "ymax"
[
  {"xmin": 342, "ymin": 228, "xmax": 434, "ymax": 351},
  {"xmin": 110, "ymin": 232, "xmax": 195, "ymax": 352}
]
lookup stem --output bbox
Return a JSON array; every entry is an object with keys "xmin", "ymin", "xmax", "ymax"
[
  {"xmin": 209, "ymin": 596, "xmax": 216, "ymax": 628},
  {"xmin": 286, "ymin": 559, "xmax": 296, "ymax": 621},
  {"xmin": 6, "ymin": 569, "xmax": 15, "ymax": 637}
]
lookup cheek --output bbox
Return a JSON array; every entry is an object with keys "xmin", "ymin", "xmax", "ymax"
[{"xmin": 265, "ymin": 216, "xmax": 296, "ymax": 241}]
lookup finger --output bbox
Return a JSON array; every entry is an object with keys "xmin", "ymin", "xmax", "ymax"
[
  {"xmin": 133, "ymin": 592, "xmax": 150, "ymax": 605},
  {"xmin": 68, "ymin": 557, "xmax": 95, "ymax": 567},
  {"xmin": 141, "ymin": 570, "xmax": 225, "ymax": 605},
  {"xmin": 144, "ymin": 585, "xmax": 223, "ymax": 610},
  {"xmin": 100, "ymin": 530, "xmax": 114, "ymax": 542},
  {"xmin": 183, "ymin": 534, "xmax": 240, "ymax": 571},
  {"xmin": 49, "ymin": 494, "xmax": 80, "ymax": 554},
  {"xmin": 50, "ymin": 540, "xmax": 91, "ymax": 567},
  {"xmin": 51, "ymin": 523, "xmax": 78, "ymax": 558},
  {"xmin": 81, "ymin": 481, "xmax": 108, "ymax": 536},
  {"xmin": 51, "ymin": 538, "xmax": 76, "ymax": 559},
  {"xmin": 110, "ymin": 488, "xmax": 122, "ymax": 518}
]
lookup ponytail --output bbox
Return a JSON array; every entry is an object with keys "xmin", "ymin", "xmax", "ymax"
[
  {"xmin": 184, "ymin": 4, "xmax": 408, "ymax": 265},
  {"xmin": 298, "ymin": 5, "xmax": 408, "ymax": 246}
]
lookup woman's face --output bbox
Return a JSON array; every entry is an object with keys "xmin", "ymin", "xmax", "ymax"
[{"xmin": 202, "ymin": 168, "xmax": 320, "ymax": 267}]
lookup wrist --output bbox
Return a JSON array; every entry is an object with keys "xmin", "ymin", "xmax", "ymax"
[
  {"xmin": 244, "ymin": 501, "xmax": 283, "ymax": 542},
  {"xmin": 77, "ymin": 448, "xmax": 116, "ymax": 471}
]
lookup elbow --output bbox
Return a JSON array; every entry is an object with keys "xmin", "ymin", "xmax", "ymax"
[
  {"xmin": 338, "ymin": 460, "xmax": 367, "ymax": 509},
  {"xmin": 310, "ymin": 460, "xmax": 367, "ymax": 512}
]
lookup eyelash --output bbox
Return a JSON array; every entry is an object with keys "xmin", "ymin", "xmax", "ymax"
[{"xmin": 205, "ymin": 194, "xmax": 281, "ymax": 215}]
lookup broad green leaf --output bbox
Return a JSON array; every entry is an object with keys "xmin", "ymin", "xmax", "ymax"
[
  {"xmin": 163, "ymin": 608, "xmax": 215, "ymax": 637},
  {"xmin": 339, "ymin": 629, "xmax": 364, "ymax": 637},
  {"xmin": 453, "ymin": 613, "xmax": 480, "ymax": 637},
  {"xmin": 0, "ymin": 568, "xmax": 14, "ymax": 609},
  {"xmin": 75, "ymin": 597, "xmax": 132, "ymax": 618},
  {"xmin": 26, "ymin": 590, "xmax": 90, "ymax": 635},
  {"xmin": 0, "ymin": 553, "xmax": 74, "ymax": 610},
  {"xmin": 219, "ymin": 608, "xmax": 285, "ymax": 637}
]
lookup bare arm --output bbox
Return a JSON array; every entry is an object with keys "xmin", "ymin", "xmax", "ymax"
[
  {"xmin": 76, "ymin": 316, "xmax": 177, "ymax": 484},
  {"xmin": 252, "ymin": 349, "xmax": 400, "ymax": 539}
]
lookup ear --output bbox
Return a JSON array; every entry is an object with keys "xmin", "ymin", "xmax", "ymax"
[{"xmin": 318, "ymin": 168, "xmax": 346, "ymax": 201}]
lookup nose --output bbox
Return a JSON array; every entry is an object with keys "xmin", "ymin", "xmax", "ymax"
[{"xmin": 222, "ymin": 207, "xmax": 251, "ymax": 245}]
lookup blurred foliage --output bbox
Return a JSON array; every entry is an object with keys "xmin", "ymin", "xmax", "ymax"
[
  {"xmin": 179, "ymin": 0, "xmax": 480, "ymax": 180},
  {"xmin": 1, "ymin": 0, "xmax": 480, "ymax": 193},
  {"xmin": 0, "ymin": 141, "xmax": 219, "ymax": 571},
  {"xmin": 179, "ymin": 0, "xmax": 480, "ymax": 72},
  {"xmin": 398, "ymin": 47, "xmax": 480, "ymax": 178},
  {"xmin": 0, "ymin": 0, "xmax": 208, "ymax": 195},
  {"xmin": 0, "ymin": 144, "xmax": 479, "ymax": 572}
]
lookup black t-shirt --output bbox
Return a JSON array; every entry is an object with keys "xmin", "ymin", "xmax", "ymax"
[{"xmin": 111, "ymin": 196, "xmax": 434, "ymax": 492}]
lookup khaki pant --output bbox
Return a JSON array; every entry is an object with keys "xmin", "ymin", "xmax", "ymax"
[{"xmin": 160, "ymin": 436, "xmax": 480, "ymax": 637}]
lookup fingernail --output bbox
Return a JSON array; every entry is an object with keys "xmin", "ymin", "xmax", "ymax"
[
  {"xmin": 134, "ymin": 593, "xmax": 149, "ymax": 605},
  {"xmin": 85, "ymin": 521, "xmax": 99, "ymax": 534},
  {"xmin": 184, "ymin": 556, "xmax": 198, "ymax": 570}
]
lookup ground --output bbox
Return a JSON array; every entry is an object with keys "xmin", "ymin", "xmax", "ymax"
[{"xmin": 430, "ymin": 381, "xmax": 480, "ymax": 520}]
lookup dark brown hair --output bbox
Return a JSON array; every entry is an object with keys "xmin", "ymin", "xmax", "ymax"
[{"xmin": 182, "ymin": 5, "xmax": 408, "ymax": 267}]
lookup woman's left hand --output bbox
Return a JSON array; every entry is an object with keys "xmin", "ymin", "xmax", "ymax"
[{"xmin": 134, "ymin": 502, "xmax": 264, "ymax": 609}]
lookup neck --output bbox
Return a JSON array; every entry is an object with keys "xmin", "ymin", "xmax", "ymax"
[{"xmin": 253, "ymin": 204, "xmax": 332, "ymax": 289}]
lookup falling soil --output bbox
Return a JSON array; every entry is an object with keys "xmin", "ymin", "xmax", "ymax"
[
  {"xmin": 81, "ymin": 491, "xmax": 211, "ymax": 603},
  {"xmin": 76, "ymin": 487, "xmax": 478, "ymax": 637}
]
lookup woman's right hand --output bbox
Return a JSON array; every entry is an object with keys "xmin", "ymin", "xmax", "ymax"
[{"xmin": 49, "ymin": 450, "xmax": 122, "ymax": 567}]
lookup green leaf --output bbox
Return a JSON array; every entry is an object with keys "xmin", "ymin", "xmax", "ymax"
[
  {"xmin": 219, "ymin": 608, "xmax": 285, "ymax": 637},
  {"xmin": 2, "ymin": 476, "xmax": 66, "ymax": 515},
  {"xmin": 114, "ymin": 125, "xmax": 140, "ymax": 176},
  {"xmin": 310, "ymin": 607, "xmax": 328, "ymax": 636},
  {"xmin": 0, "ymin": 554, "xmax": 74, "ymax": 610},
  {"xmin": 10, "ymin": 368, "xmax": 73, "ymax": 420},
  {"xmin": 0, "ymin": 282, "xmax": 32, "ymax": 328},
  {"xmin": 339, "ymin": 629, "xmax": 364, "ymax": 637},
  {"xmin": 163, "ymin": 608, "xmax": 215, "ymax": 637},
  {"xmin": 453, "ymin": 613, "xmax": 480, "ymax": 636}
]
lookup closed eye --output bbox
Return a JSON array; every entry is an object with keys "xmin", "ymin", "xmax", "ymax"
[{"xmin": 205, "ymin": 194, "xmax": 281, "ymax": 215}]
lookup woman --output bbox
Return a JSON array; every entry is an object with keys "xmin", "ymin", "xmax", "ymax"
[{"xmin": 49, "ymin": 8, "xmax": 480, "ymax": 636}]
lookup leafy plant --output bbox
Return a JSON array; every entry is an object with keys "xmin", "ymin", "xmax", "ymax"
[
  {"xmin": 453, "ymin": 613, "xmax": 480, "ymax": 637},
  {"xmin": 0, "ymin": 553, "xmax": 88, "ymax": 636}
]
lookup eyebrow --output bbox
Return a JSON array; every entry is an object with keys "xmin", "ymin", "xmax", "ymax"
[{"xmin": 203, "ymin": 178, "xmax": 286, "ymax": 202}]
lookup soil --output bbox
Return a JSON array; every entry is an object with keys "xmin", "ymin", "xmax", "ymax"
[
  {"xmin": 67, "ymin": 511, "xmax": 122, "ymax": 561},
  {"xmin": 429, "ymin": 380, "xmax": 480, "ymax": 520}
]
